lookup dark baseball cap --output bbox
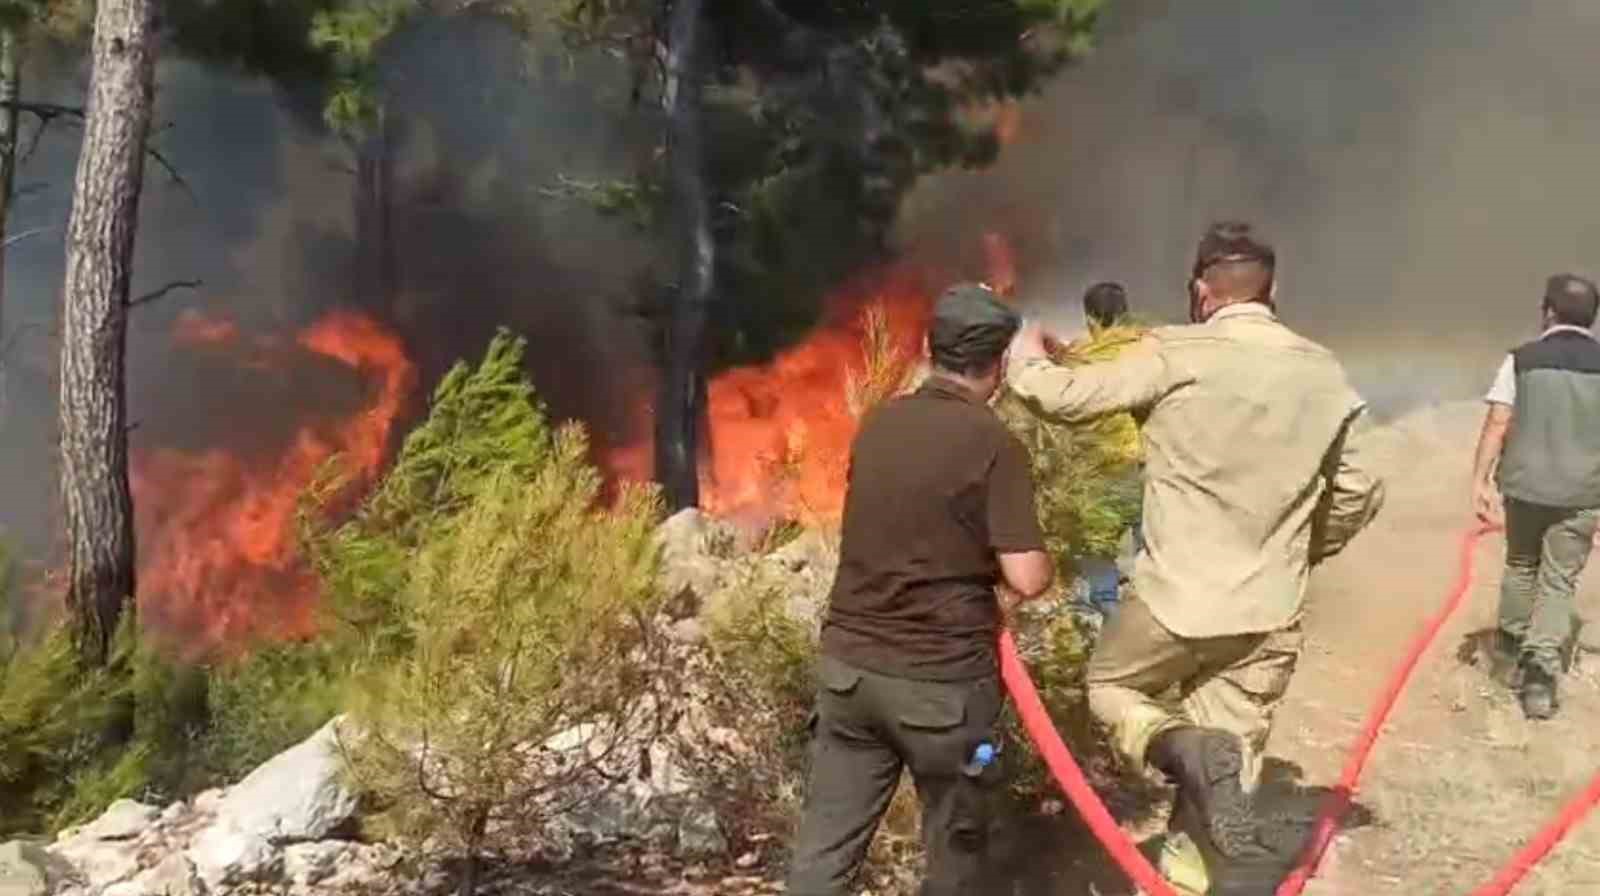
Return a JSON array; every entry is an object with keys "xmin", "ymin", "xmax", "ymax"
[{"xmin": 929, "ymin": 283, "xmax": 1020, "ymax": 373}]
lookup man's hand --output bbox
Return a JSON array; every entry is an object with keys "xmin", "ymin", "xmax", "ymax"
[
  {"xmin": 1473, "ymin": 480, "xmax": 1505, "ymax": 526},
  {"xmin": 995, "ymin": 584, "xmax": 1026, "ymax": 627},
  {"xmin": 1011, "ymin": 322, "xmax": 1052, "ymax": 364}
]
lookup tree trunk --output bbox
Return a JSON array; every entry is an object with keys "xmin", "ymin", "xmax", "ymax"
[
  {"xmin": 655, "ymin": 0, "xmax": 712, "ymax": 511},
  {"xmin": 0, "ymin": 25, "xmax": 20, "ymax": 423},
  {"xmin": 58, "ymin": 0, "xmax": 155, "ymax": 665},
  {"xmin": 352, "ymin": 106, "xmax": 396, "ymax": 313}
]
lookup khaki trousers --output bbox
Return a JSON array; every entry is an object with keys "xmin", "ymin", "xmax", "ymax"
[
  {"xmin": 1499, "ymin": 498, "xmax": 1597, "ymax": 675},
  {"xmin": 1086, "ymin": 597, "xmax": 1302, "ymax": 793}
]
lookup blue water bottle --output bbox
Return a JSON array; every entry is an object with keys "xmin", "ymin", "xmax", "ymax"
[{"xmin": 962, "ymin": 741, "xmax": 998, "ymax": 776}]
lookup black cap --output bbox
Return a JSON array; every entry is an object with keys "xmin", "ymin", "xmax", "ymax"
[{"xmin": 929, "ymin": 283, "xmax": 1021, "ymax": 375}]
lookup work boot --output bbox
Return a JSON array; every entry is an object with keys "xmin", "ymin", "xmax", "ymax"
[
  {"xmin": 1520, "ymin": 663, "xmax": 1558, "ymax": 721},
  {"xmin": 1148, "ymin": 727, "xmax": 1269, "ymax": 861}
]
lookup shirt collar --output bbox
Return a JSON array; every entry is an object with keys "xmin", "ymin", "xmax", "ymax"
[
  {"xmin": 919, "ymin": 375, "xmax": 984, "ymax": 405},
  {"xmin": 1541, "ymin": 324, "xmax": 1595, "ymax": 340},
  {"xmin": 1208, "ymin": 302, "xmax": 1277, "ymax": 323}
]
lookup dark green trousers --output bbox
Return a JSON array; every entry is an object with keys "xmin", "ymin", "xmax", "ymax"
[
  {"xmin": 785, "ymin": 655, "xmax": 1003, "ymax": 896},
  {"xmin": 1499, "ymin": 498, "xmax": 1598, "ymax": 674}
]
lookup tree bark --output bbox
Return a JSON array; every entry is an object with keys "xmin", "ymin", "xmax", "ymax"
[
  {"xmin": 352, "ymin": 106, "xmax": 396, "ymax": 312},
  {"xmin": 58, "ymin": 0, "xmax": 155, "ymax": 665},
  {"xmin": 0, "ymin": 25, "xmax": 20, "ymax": 423},
  {"xmin": 655, "ymin": 0, "xmax": 712, "ymax": 511}
]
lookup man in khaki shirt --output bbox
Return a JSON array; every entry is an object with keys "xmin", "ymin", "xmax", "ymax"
[{"xmin": 1008, "ymin": 222, "xmax": 1384, "ymax": 893}]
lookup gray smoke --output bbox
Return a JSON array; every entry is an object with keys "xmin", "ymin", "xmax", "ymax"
[
  {"xmin": 7, "ymin": 1, "xmax": 1600, "ymax": 559},
  {"xmin": 0, "ymin": 21, "xmax": 656, "ymax": 561},
  {"xmin": 898, "ymin": 0, "xmax": 1600, "ymax": 417}
]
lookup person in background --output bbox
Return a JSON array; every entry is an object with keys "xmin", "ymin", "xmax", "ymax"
[
  {"xmin": 1471, "ymin": 273, "xmax": 1600, "ymax": 721},
  {"xmin": 785, "ymin": 284, "xmax": 1054, "ymax": 896},
  {"xmin": 1083, "ymin": 280, "xmax": 1131, "ymax": 330},
  {"xmin": 1007, "ymin": 222, "xmax": 1385, "ymax": 894},
  {"xmin": 1075, "ymin": 280, "xmax": 1141, "ymax": 616}
]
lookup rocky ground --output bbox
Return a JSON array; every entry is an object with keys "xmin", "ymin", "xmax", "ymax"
[{"xmin": 8, "ymin": 401, "xmax": 1600, "ymax": 896}]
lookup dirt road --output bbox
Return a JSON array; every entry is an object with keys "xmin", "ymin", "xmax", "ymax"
[{"xmin": 1274, "ymin": 401, "xmax": 1600, "ymax": 895}]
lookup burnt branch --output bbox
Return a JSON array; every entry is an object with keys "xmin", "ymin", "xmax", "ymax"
[
  {"xmin": 3, "ymin": 226, "xmax": 49, "ymax": 248},
  {"xmin": 0, "ymin": 100, "xmax": 193, "ymax": 196},
  {"xmin": 127, "ymin": 279, "xmax": 201, "ymax": 309}
]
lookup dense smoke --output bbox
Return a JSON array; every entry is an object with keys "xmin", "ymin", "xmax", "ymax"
[
  {"xmin": 0, "ymin": 21, "xmax": 657, "ymax": 561},
  {"xmin": 899, "ymin": 0, "xmax": 1600, "ymax": 416},
  {"xmin": 5, "ymin": 1, "xmax": 1600, "ymax": 566}
]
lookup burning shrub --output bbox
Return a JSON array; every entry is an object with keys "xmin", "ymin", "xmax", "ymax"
[{"xmin": 302, "ymin": 330, "xmax": 663, "ymax": 895}]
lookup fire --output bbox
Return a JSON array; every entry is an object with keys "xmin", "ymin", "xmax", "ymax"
[
  {"xmin": 983, "ymin": 232, "xmax": 1018, "ymax": 297},
  {"xmin": 994, "ymin": 101, "xmax": 1023, "ymax": 147},
  {"xmin": 695, "ymin": 237, "xmax": 1021, "ymax": 525},
  {"xmin": 698, "ymin": 268, "xmax": 933, "ymax": 525},
  {"xmin": 132, "ymin": 310, "xmax": 417, "ymax": 651}
]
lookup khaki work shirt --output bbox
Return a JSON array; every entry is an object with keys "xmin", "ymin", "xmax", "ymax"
[{"xmin": 1008, "ymin": 303, "xmax": 1385, "ymax": 638}]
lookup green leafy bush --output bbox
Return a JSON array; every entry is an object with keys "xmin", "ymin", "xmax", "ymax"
[
  {"xmin": 997, "ymin": 323, "xmax": 1148, "ymax": 578},
  {"xmin": 302, "ymin": 330, "xmax": 663, "ymax": 896}
]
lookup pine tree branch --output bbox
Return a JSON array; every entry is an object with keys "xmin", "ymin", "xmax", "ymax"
[
  {"xmin": 0, "ymin": 101, "xmax": 193, "ymax": 196},
  {"xmin": 127, "ymin": 279, "xmax": 202, "ymax": 309}
]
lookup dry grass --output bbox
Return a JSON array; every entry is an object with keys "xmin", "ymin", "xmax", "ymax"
[{"xmin": 845, "ymin": 303, "xmax": 923, "ymax": 420}]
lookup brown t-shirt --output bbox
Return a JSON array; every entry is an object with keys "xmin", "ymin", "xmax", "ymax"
[{"xmin": 820, "ymin": 377, "xmax": 1046, "ymax": 681}]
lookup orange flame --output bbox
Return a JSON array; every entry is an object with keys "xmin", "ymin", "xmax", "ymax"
[
  {"xmin": 697, "ymin": 268, "xmax": 934, "ymax": 525},
  {"xmin": 132, "ymin": 310, "xmax": 417, "ymax": 652},
  {"xmin": 994, "ymin": 101, "xmax": 1023, "ymax": 147},
  {"xmin": 983, "ymin": 232, "xmax": 1018, "ymax": 297}
]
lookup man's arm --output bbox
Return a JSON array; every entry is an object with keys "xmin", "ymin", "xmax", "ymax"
[
  {"xmin": 1471, "ymin": 354, "xmax": 1516, "ymax": 525},
  {"xmin": 1007, "ymin": 328, "xmax": 1177, "ymax": 424},
  {"xmin": 988, "ymin": 435, "xmax": 1054, "ymax": 614},
  {"xmin": 1472, "ymin": 403, "xmax": 1513, "ymax": 525},
  {"xmin": 1311, "ymin": 408, "xmax": 1387, "ymax": 564}
]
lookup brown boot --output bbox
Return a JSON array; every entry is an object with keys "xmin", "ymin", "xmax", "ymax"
[{"xmin": 1148, "ymin": 726, "xmax": 1271, "ymax": 861}]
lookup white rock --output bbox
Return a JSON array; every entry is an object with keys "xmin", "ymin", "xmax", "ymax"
[
  {"xmin": 186, "ymin": 825, "xmax": 278, "ymax": 891},
  {"xmin": 0, "ymin": 841, "xmax": 73, "ymax": 896},
  {"xmin": 283, "ymin": 842, "xmax": 349, "ymax": 887},
  {"xmin": 209, "ymin": 717, "xmax": 359, "ymax": 843},
  {"xmin": 676, "ymin": 803, "xmax": 727, "ymax": 856},
  {"xmin": 47, "ymin": 837, "xmax": 139, "ymax": 890},
  {"xmin": 135, "ymin": 854, "xmax": 202, "ymax": 896},
  {"xmin": 60, "ymin": 800, "xmax": 159, "ymax": 843}
]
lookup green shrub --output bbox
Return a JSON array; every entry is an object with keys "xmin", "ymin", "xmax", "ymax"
[
  {"xmin": 0, "ymin": 615, "xmax": 207, "ymax": 834},
  {"xmin": 997, "ymin": 323, "xmax": 1148, "ymax": 579},
  {"xmin": 303, "ymin": 330, "xmax": 663, "ymax": 896},
  {"xmin": 198, "ymin": 641, "xmax": 343, "ymax": 785}
]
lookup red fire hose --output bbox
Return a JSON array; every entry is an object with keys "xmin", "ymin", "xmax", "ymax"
[
  {"xmin": 1000, "ymin": 521, "xmax": 1600, "ymax": 896},
  {"xmin": 998, "ymin": 627, "xmax": 1179, "ymax": 896},
  {"xmin": 1273, "ymin": 522, "xmax": 1497, "ymax": 895}
]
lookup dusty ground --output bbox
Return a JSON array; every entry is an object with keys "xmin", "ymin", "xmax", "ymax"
[{"xmin": 511, "ymin": 400, "xmax": 1600, "ymax": 894}]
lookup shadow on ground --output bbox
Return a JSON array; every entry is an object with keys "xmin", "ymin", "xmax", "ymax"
[{"xmin": 991, "ymin": 758, "xmax": 1378, "ymax": 895}]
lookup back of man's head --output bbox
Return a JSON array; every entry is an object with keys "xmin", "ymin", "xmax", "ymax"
[
  {"xmin": 929, "ymin": 283, "xmax": 1021, "ymax": 377},
  {"xmin": 1083, "ymin": 281, "xmax": 1129, "ymax": 329},
  {"xmin": 1543, "ymin": 274, "xmax": 1600, "ymax": 329},
  {"xmin": 1193, "ymin": 220, "xmax": 1276, "ymax": 304}
]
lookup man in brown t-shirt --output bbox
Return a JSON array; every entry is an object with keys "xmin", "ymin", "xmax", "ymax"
[{"xmin": 786, "ymin": 284, "xmax": 1053, "ymax": 896}]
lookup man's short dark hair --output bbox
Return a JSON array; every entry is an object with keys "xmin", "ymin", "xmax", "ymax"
[
  {"xmin": 1543, "ymin": 274, "xmax": 1600, "ymax": 328},
  {"xmin": 1083, "ymin": 282, "xmax": 1128, "ymax": 329},
  {"xmin": 929, "ymin": 283, "xmax": 1021, "ymax": 376},
  {"xmin": 1193, "ymin": 220, "xmax": 1276, "ymax": 303}
]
